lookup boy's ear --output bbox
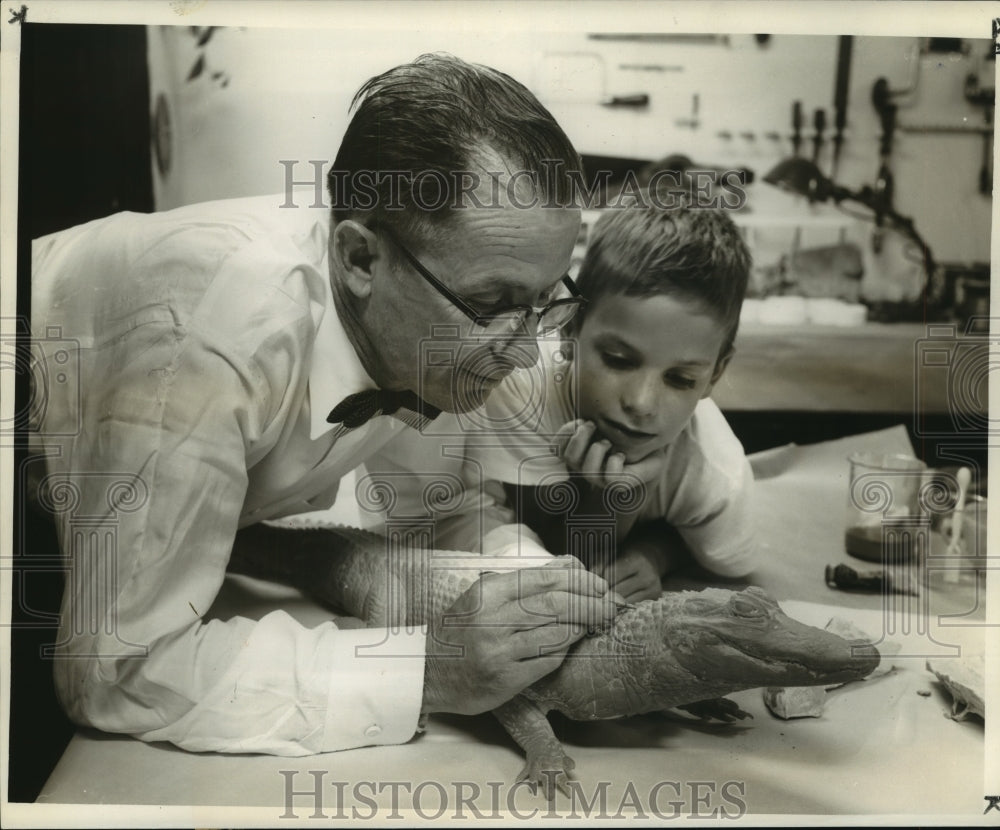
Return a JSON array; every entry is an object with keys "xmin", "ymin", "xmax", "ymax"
[
  {"xmin": 702, "ymin": 347, "xmax": 734, "ymax": 398},
  {"xmin": 331, "ymin": 220, "xmax": 379, "ymax": 299}
]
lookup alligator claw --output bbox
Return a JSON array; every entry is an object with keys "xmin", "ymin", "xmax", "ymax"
[
  {"xmin": 517, "ymin": 755, "xmax": 576, "ymax": 801},
  {"xmin": 676, "ymin": 697, "xmax": 753, "ymax": 722}
]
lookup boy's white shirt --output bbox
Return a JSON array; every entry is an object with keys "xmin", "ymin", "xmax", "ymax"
[{"xmin": 363, "ymin": 339, "xmax": 757, "ymax": 577}]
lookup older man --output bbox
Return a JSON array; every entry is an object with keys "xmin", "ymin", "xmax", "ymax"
[{"xmin": 29, "ymin": 54, "xmax": 614, "ymax": 755}]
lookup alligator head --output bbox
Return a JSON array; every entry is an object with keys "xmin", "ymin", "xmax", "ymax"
[{"xmin": 663, "ymin": 586, "xmax": 880, "ymax": 688}]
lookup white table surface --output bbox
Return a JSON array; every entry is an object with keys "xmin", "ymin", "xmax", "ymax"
[{"xmin": 34, "ymin": 427, "xmax": 991, "ymax": 822}]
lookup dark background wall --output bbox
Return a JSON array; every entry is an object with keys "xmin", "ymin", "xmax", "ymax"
[{"xmin": 12, "ymin": 22, "xmax": 153, "ymax": 803}]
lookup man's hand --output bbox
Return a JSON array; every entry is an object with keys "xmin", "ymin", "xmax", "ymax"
[
  {"xmin": 592, "ymin": 547, "xmax": 667, "ymax": 603},
  {"xmin": 420, "ymin": 559, "xmax": 618, "ymax": 716},
  {"xmin": 554, "ymin": 420, "xmax": 666, "ymax": 489}
]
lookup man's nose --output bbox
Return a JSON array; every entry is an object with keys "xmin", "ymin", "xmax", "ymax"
[{"xmin": 489, "ymin": 327, "xmax": 540, "ymax": 370}]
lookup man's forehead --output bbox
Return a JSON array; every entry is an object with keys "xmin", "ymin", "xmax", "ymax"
[
  {"xmin": 443, "ymin": 205, "xmax": 579, "ymax": 288},
  {"xmin": 453, "ymin": 200, "xmax": 581, "ymax": 242}
]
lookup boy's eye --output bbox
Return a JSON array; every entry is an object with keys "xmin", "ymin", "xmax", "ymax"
[
  {"xmin": 600, "ymin": 352, "xmax": 635, "ymax": 370},
  {"xmin": 664, "ymin": 372, "xmax": 697, "ymax": 390}
]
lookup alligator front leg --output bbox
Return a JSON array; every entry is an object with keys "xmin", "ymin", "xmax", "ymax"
[
  {"xmin": 493, "ymin": 695, "xmax": 575, "ymax": 799},
  {"xmin": 675, "ymin": 697, "xmax": 754, "ymax": 722}
]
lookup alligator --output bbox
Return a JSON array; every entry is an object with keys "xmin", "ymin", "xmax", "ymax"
[{"xmin": 229, "ymin": 527, "xmax": 881, "ymax": 798}]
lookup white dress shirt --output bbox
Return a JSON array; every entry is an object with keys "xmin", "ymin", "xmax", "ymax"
[
  {"xmin": 376, "ymin": 340, "xmax": 758, "ymax": 578},
  {"xmin": 30, "ymin": 194, "xmax": 427, "ymax": 755}
]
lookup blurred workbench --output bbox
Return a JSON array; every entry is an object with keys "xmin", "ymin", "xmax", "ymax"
[
  {"xmin": 35, "ymin": 426, "xmax": 988, "ymax": 820},
  {"xmin": 716, "ymin": 322, "xmax": 985, "ymax": 415},
  {"xmin": 713, "ymin": 322, "xmax": 989, "ymax": 475}
]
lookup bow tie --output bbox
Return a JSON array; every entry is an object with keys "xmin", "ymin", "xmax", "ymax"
[{"xmin": 326, "ymin": 388, "xmax": 441, "ymax": 429}]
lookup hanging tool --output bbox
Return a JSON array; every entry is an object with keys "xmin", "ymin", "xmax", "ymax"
[
  {"xmin": 888, "ymin": 73, "xmax": 993, "ymax": 196},
  {"xmin": 870, "ymin": 79, "xmax": 900, "ymax": 254},
  {"xmin": 812, "ymin": 108, "xmax": 826, "ymax": 166},
  {"xmin": 791, "ymin": 100, "xmax": 803, "ymax": 156},
  {"xmin": 871, "ymin": 79, "xmax": 898, "ymax": 159},
  {"xmin": 831, "ymin": 35, "xmax": 853, "ymax": 179},
  {"xmin": 600, "ymin": 93, "xmax": 650, "ymax": 108},
  {"xmin": 978, "ymin": 113, "xmax": 993, "ymax": 195},
  {"xmin": 674, "ymin": 94, "xmax": 700, "ymax": 129},
  {"xmin": 964, "ymin": 73, "xmax": 994, "ymax": 195}
]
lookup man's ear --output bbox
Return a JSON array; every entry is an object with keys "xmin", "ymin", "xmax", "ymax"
[
  {"xmin": 331, "ymin": 220, "xmax": 379, "ymax": 299},
  {"xmin": 703, "ymin": 347, "xmax": 734, "ymax": 398}
]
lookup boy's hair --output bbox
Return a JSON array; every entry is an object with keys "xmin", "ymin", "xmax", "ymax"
[{"xmin": 575, "ymin": 203, "xmax": 751, "ymax": 357}]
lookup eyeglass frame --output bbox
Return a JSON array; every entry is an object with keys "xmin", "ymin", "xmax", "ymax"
[{"xmin": 374, "ymin": 223, "xmax": 587, "ymax": 336}]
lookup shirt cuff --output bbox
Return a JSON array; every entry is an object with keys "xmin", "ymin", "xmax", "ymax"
[{"xmin": 320, "ymin": 626, "xmax": 426, "ymax": 751}]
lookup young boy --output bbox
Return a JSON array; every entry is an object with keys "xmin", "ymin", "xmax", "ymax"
[{"xmin": 467, "ymin": 202, "xmax": 757, "ymax": 601}]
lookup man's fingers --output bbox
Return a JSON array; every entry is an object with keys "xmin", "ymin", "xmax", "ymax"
[
  {"xmin": 511, "ymin": 622, "xmax": 586, "ymax": 658},
  {"xmin": 473, "ymin": 567, "xmax": 616, "ymax": 630},
  {"xmin": 495, "ymin": 563, "xmax": 609, "ymax": 598},
  {"xmin": 423, "ymin": 560, "xmax": 614, "ymax": 717},
  {"xmin": 508, "ymin": 589, "xmax": 619, "ymax": 630},
  {"xmin": 607, "ymin": 589, "xmax": 629, "ymax": 606},
  {"xmin": 500, "ymin": 651, "xmax": 571, "ymax": 694}
]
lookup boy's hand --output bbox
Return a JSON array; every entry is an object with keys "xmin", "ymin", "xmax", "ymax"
[
  {"xmin": 553, "ymin": 420, "xmax": 666, "ymax": 489},
  {"xmin": 592, "ymin": 547, "xmax": 666, "ymax": 603}
]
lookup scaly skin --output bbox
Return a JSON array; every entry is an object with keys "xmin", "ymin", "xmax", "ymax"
[{"xmin": 230, "ymin": 534, "xmax": 880, "ymax": 799}]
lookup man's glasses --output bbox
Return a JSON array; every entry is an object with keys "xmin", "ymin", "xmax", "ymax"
[{"xmin": 378, "ymin": 225, "xmax": 586, "ymax": 338}]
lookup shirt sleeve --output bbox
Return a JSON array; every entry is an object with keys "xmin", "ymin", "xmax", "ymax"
[
  {"xmin": 651, "ymin": 401, "xmax": 758, "ymax": 578},
  {"xmin": 38, "ymin": 232, "xmax": 424, "ymax": 755}
]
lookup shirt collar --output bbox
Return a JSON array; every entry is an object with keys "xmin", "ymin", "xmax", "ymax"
[{"xmin": 308, "ymin": 271, "xmax": 377, "ymax": 440}]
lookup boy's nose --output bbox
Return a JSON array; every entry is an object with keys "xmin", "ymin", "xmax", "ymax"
[{"xmin": 621, "ymin": 376, "xmax": 660, "ymax": 422}]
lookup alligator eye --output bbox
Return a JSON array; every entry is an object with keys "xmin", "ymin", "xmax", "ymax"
[{"xmin": 730, "ymin": 595, "xmax": 764, "ymax": 617}]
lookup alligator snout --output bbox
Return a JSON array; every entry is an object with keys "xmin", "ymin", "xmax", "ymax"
[
  {"xmin": 672, "ymin": 597, "xmax": 884, "ymax": 688},
  {"xmin": 841, "ymin": 640, "xmax": 881, "ymax": 680},
  {"xmin": 778, "ymin": 632, "xmax": 881, "ymax": 685}
]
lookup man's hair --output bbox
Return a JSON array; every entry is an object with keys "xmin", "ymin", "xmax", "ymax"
[
  {"xmin": 575, "ymin": 203, "xmax": 752, "ymax": 357},
  {"xmin": 330, "ymin": 53, "xmax": 582, "ymax": 240}
]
